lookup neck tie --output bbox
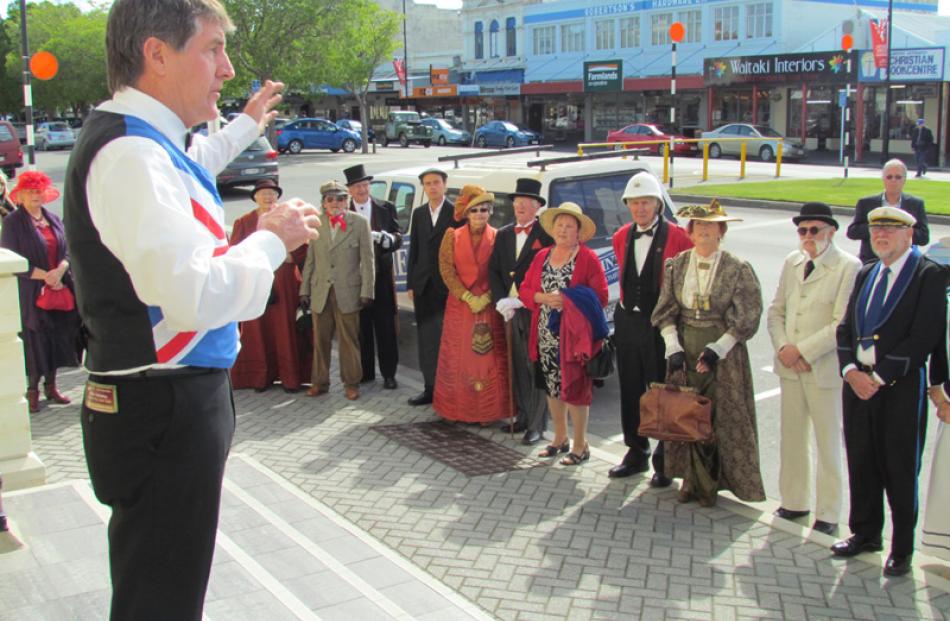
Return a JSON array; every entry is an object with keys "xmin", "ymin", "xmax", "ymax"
[
  {"xmin": 632, "ymin": 227, "xmax": 654, "ymax": 240},
  {"xmin": 861, "ymin": 266, "xmax": 891, "ymax": 350},
  {"xmin": 330, "ymin": 214, "xmax": 346, "ymax": 231},
  {"xmin": 515, "ymin": 223, "xmax": 533, "ymax": 235},
  {"xmin": 803, "ymin": 260, "xmax": 815, "ymax": 280}
]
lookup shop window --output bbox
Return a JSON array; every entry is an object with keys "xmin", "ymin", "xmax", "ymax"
[
  {"xmin": 677, "ymin": 10, "xmax": 701, "ymax": 43},
  {"xmin": 595, "ymin": 19, "xmax": 615, "ymax": 50},
  {"xmin": 746, "ymin": 3, "xmax": 772, "ymax": 39},
  {"xmin": 620, "ymin": 16, "xmax": 640, "ymax": 48},
  {"xmin": 714, "ymin": 6, "xmax": 739, "ymax": 41},
  {"xmin": 475, "ymin": 21, "xmax": 484, "ymax": 59},
  {"xmin": 787, "ymin": 87, "xmax": 842, "ymax": 140},
  {"xmin": 533, "ymin": 25, "xmax": 555, "ymax": 55},
  {"xmin": 506, "ymin": 17, "xmax": 516, "ymax": 56},
  {"xmin": 651, "ymin": 13, "xmax": 672, "ymax": 46},
  {"xmin": 561, "ymin": 22, "xmax": 585, "ymax": 53},
  {"xmin": 490, "ymin": 20, "xmax": 500, "ymax": 58},
  {"xmin": 892, "ymin": 87, "xmax": 926, "ymax": 139}
]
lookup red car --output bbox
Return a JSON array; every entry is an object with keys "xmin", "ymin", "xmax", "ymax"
[{"xmin": 606, "ymin": 123, "xmax": 696, "ymax": 156}]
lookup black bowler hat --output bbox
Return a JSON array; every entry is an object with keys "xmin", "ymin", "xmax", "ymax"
[
  {"xmin": 508, "ymin": 178, "xmax": 546, "ymax": 207},
  {"xmin": 417, "ymin": 167, "xmax": 448, "ymax": 182},
  {"xmin": 793, "ymin": 202, "xmax": 839, "ymax": 229},
  {"xmin": 250, "ymin": 178, "xmax": 282, "ymax": 201},
  {"xmin": 343, "ymin": 164, "xmax": 373, "ymax": 186}
]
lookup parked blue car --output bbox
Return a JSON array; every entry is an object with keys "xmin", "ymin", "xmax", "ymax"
[
  {"xmin": 336, "ymin": 119, "xmax": 375, "ymax": 142},
  {"xmin": 277, "ymin": 118, "xmax": 361, "ymax": 154},
  {"xmin": 472, "ymin": 121, "xmax": 542, "ymax": 148},
  {"xmin": 420, "ymin": 118, "xmax": 471, "ymax": 146}
]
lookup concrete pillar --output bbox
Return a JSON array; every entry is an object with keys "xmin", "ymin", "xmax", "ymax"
[{"xmin": 0, "ymin": 248, "xmax": 46, "ymax": 491}]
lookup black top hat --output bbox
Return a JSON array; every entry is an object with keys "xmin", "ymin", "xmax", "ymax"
[
  {"xmin": 793, "ymin": 202, "xmax": 838, "ymax": 229},
  {"xmin": 508, "ymin": 178, "xmax": 546, "ymax": 206},
  {"xmin": 343, "ymin": 164, "xmax": 373, "ymax": 186},
  {"xmin": 250, "ymin": 178, "xmax": 282, "ymax": 201}
]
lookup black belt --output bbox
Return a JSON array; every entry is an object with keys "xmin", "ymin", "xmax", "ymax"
[{"xmin": 89, "ymin": 367, "xmax": 220, "ymax": 382}]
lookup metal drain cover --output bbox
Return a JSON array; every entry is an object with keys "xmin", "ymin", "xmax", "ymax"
[{"xmin": 373, "ymin": 421, "xmax": 545, "ymax": 477}]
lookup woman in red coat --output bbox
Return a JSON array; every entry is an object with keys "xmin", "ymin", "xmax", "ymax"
[
  {"xmin": 230, "ymin": 179, "xmax": 311, "ymax": 391},
  {"xmin": 520, "ymin": 202, "xmax": 608, "ymax": 465}
]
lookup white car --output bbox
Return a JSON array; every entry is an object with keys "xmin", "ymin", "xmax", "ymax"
[{"xmin": 34, "ymin": 121, "xmax": 76, "ymax": 151}]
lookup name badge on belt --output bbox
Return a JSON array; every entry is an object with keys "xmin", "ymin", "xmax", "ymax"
[{"xmin": 84, "ymin": 381, "xmax": 118, "ymax": 414}]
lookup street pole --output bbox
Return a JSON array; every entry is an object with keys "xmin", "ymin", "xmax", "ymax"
[
  {"xmin": 402, "ymin": 0, "xmax": 410, "ymax": 101},
  {"xmin": 668, "ymin": 22, "xmax": 684, "ymax": 189},
  {"xmin": 842, "ymin": 35, "xmax": 853, "ymax": 178},
  {"xmin": 18, "ymin": 0, "xmax": 35, "ymax": 169},
  {"xmin": 881, "ymin": 0, "xmax": 894, "ymax": 163}
]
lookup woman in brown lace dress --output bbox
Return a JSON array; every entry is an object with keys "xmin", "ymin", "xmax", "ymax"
[{"xmin": 651, "ymin": 200, "xmax": 765, "ymax": 507}]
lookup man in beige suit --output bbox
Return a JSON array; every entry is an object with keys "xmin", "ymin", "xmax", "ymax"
[
  {"xmin": 300, "ymin": 181, "xmax": 374, "ymax": 400},
  {"xmin": 767, "ymin": 202, "xmax": 861, "ymax": 536}
]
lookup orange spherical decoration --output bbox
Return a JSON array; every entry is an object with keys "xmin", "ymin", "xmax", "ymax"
[
  {"xmin": 30, "ymin": 51, "xmax": 58, "ymax": 81},
  {"xmin": 669, "ymin": 21, "xmax": 685, "ymax": 43},
  {"xmin": 841, "ymin": 34, "xmax": 854, "ymax": 51}
]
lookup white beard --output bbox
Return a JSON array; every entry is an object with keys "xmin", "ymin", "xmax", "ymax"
[{"xmin": 800, "ymin": 237, "xmax": 831, "ymax": 257}]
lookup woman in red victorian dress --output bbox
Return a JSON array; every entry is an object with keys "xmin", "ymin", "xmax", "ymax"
[
  {"xmin": 229, "ymin": 179, "xmax": 311, "ymax": 391},
  {"xmin": 433, "ymin": 186, "xmax": 511, "ymax": 423}
]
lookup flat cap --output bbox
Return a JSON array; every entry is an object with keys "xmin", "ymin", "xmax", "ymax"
[
  {"xmin": 868, "ymin": 206, "xmax": 916, "ymax": 227},
  {"xmin": 320, "ymin": 180, "xmax": 348, "ymax": 196},
  {"xmin": 418, "ymin": 167, "xmax": 448, "ymax": 182}
]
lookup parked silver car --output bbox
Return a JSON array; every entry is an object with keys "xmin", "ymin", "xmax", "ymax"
[
  {"xmin": 216, "ymin": 137, "xmax": 279, "ymax": 189},
  {"xmin": 701, "ymin": 123, "xmax": 805, "ymax": 162},
  {"xmin": 35, "ymin": 121, "xmax": 76, "ymax": 151}
]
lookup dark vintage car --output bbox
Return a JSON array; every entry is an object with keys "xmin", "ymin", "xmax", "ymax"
[{"xmin": 216, "ymin": 136, "xmax": 279, "ymax": 189}]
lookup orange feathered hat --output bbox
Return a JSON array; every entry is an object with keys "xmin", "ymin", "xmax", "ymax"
[{"xmin": 454, "ymin": 184, "xmax": 486, "ymax": 221}]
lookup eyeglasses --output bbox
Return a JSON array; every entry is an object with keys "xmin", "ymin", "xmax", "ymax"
[
  {"xmin": 885, "ymin": 174, "xmax": 904, "ymax": 180},
  {"xmin": 797, "ymin": 225, "xmax": 829, "ymax": 236},
  {"xmin": 869, "ymin": 224, "xmax": 909, "ymax": 232},
  {"xmin": 468, "ymin": 207, "xmax": 490, "ymax": 214}
]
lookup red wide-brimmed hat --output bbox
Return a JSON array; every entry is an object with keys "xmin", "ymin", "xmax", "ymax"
[{"xmin": 9, "ymin": 170, "xmax": 60, "ymax": 204}]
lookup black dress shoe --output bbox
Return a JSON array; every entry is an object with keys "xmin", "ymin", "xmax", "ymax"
[
  {"xmin": 383, "ymin": 378, "xmax": 398, "ymax": 389},
  {"xmin": 774, "ymin": 507, "xmax": 810, "ymax": 521},
  {"xmin": 499, "ymin": 421, "xmax": 527, "ymax": 433},
  {"xmin": 830, "ymin": 535, "xmax": 883, "ymax": 557},
  {"xmin": 812, "ymin": 520, "xmax": 838, "ymax": 536},
  {"xmin": 883, "ymin": 554, "xmax": 912, "ymax": 577},
  {"xmin": 521, "ymin": 430, "xmax": 543, "ymax": 445},
  {"xmin": 648, "ymin": 473, "xmax": 673, "ymax": 488},
  {"xmin": 607, "ymin": 461, "xmax": 649, "ymax": 479},
  {"xmin": 407, "ymin": 391, "xmax": 433, "ymax": 406}
]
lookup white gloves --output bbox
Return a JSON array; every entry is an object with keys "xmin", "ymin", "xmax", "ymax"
[
  {"xmin": 371, "ymin": 230, "xmax": 394, "ymax": 250},
  {"xmin": 495, "ymin": 296, "xmax": 525, "ymax": 322}
]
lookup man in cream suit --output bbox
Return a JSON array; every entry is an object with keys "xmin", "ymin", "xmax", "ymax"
[
  {"xmin": 300, "ymin": 181, "xmax": 375, "ymax": 401},
  {"xmin": 767, "ymin": 202, "xmax": 861, "ymax": 536}
]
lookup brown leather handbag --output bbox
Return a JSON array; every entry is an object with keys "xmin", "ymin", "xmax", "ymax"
[{"xmin": 638, "ymin": 382, "xmax": 713, "ymax": 443}]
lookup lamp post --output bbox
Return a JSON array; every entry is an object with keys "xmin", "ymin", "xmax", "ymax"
[
  {"xmin": 668, "ymin": 21, "xmax": 685, "ymax": 188},
  {"xmin": 402, "ymin": 0, "xmax": 410, "ymax": 100},
  {"xmin": 841, "ymin": 34, "xmax": 853, "ymax": 178},
  {"xmin": 881, "ymin": 0, "xmax": 894, "ymax": 163},
  {"xmin": 18, "ymin": 0, "xmax": 35, "ymax": 169}
]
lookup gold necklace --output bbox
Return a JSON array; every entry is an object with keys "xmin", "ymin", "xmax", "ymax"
[{"xmin": 691, "ymin": 249, "xmax": 720, "ymax": 318}]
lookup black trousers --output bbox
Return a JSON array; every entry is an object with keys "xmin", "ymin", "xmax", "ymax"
[
  {"xmin": 360, "ymin": 273, "xmax": 399, "ymax": 381},
  {"xmin": 81, "ymin": 368, "xmax": 235, "ymax": 621},
  {"xmin": 614, "ymin": 307, "xmax": 664, "ymax": 473},
  {"xmin": 511, "ymin": 308, "xmax": 547, "ymax": 432},
  {"xmin": 843, "ymin": 367, "xmax": 927, "ymax": 557},
  {"xmin": 413, "ymin": 286, "xmax": 447, "ymax": 391}
]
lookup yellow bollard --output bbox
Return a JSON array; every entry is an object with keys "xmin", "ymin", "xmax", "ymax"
[
  {"xmin": 662, "ymin": 146, "xmax": 669, "ymax": 183},
  {"xmin": 739, "ymin": 142, "xmax": 747, "ymax": 179},
  {"xmin": 702, "ymin": 143, "xmax": 709, "ymax": 181},
  {"xmin": 776, "ymin": 142, "xmax": 783, "ymax": 177},
  {"xmin": 577, "ymin": 145, "xmax": 584, "ymax": 156}
]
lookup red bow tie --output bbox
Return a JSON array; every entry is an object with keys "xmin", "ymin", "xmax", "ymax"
[
  {"xmin": 330, "ymin": 214, "xmax": 346, "ymax": 231},
  {"xmin": 515, "ymin": 223, "xmax": 533, "ymax": 235}
]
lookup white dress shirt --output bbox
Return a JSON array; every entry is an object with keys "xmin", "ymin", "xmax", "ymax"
[
  {"xmin": 428, "ymin": 199, "xmax": 445, "ymax": 226},
  {"xmin": 352, "ymin": 199, "xmax": 372, "ymax": 222},
  {"xmin": 633, "ymin": 217, "xmax": 658, "ymax": 275},
  {"xmin": 86, "ymin": 88, "xmax": 286, "ymax": 361}
]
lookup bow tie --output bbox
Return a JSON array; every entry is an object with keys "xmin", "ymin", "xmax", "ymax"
[
  {"xmin": 632, "ymin": 227, "xmax": 655, "ymax": 239},
  {"xmin": 330, "ymin": 214, "xmax": 346, "ymax": 231},
  {"xmin": 515, "ymin": 223, "xmax": 533, "ymax": 235}
]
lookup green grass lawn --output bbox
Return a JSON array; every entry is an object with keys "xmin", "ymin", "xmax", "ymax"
[{"xmin": 680, "ymin": 178, "xmax": 950, "ymax": 215}]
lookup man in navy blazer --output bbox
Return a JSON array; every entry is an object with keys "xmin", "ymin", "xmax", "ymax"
[
  {"xmin": 832, "ymin": 206, "xmax": 946, "ymax": 578},
  {"xmin": 846, "ymin": 159, "xmax": 929, "ymax": 263}
]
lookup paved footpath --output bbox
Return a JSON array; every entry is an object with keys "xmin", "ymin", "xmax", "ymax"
[{"xmin": 8, "ymin": 365, "xmax": 950, "ymax": 620}]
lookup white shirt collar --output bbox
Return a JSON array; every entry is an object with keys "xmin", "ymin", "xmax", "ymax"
[
  {"xmin": 636, "ymin": 216, "xmax": 659, "ymax": 233},
  {"xmin": 98, "ymin": 87, "xmax": 190, "ymax": 151}
]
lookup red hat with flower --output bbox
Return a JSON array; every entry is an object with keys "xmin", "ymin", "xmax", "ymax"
[{"xmin": 9, "ymin": 170, "xmax": 60, "ymax": 204}]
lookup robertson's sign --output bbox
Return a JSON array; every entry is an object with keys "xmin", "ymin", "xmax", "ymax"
[
  {"xmin": 584, "ymin": 60, "xmax": 622, "ymax": 92},
  {"xmin": 704, "ymin": 51, "xmax": 854, "ymax": 86}
]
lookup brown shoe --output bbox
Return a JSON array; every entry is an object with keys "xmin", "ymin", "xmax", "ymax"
[
  {"xmin": 44, "ymin": 383, "xmax": 71, "ymax": 404},
  {"xmin": 26, "ymin": 389, "xmax": 40, "ymax": 413},
  {"xmin": 306, "ymin": 386, "xmax": 328, "ymax": 397},
  {"xmin": 345, "ymin": 386, "xmax": 359, "ymax": 401}
]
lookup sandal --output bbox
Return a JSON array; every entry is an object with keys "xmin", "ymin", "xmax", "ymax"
[
  {"xmin": 560, "ymin": 448, "xmax": 590, "ymax": 466},
  {"xmin": 538, "ymin": 441, "xmax": 570, "ymax": 458}
]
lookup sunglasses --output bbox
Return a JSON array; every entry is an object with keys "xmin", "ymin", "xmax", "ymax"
[
  {"xmin": 796, "ymin": 225, "xmax": 829, "ymax": 236},
  {"xmin": 885, "ymin": 174, "xmax": 904, "ymax": 180},
  {"xmin": 468, "ymin": 207, "xmax": 491, "ymax": 214},
  {"xmin": 327, "ymin": 195, "xmax": 348, "ymax": 202}
]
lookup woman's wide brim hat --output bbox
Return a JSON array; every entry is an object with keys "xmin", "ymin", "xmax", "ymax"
[
  {"xmin": 454, "ymin": 183, "xmax": 487, "ymax": 220},
  {"xmin": 250, "ymin": 178, "xmax": 283, "ymax": 201},
  {"xmin": 539, "ymin": 201, "xmax": 596, "ymax": 243},
  {"xmin": 9, "ymin": 170, "xmax": 59, "ymax": 204},
  {"xmin": 675, "ymin": 198, "xmax": 742, "ymax": 223}
]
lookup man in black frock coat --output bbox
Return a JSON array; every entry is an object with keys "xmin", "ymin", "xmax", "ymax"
[
  {"xmin": 488, "ymin": 178, "xmax": 553, "ymax": 445},
  {"xmin": 405, "ymin": 168, "xmax": 457, "ymax": 405},
  {"xmin": 344, "ymin": 164, "xmax": 402, "ymax": 389},
  {"xmin": 832, "ymin": 206, "xmax": 946, "ymax": 578}
]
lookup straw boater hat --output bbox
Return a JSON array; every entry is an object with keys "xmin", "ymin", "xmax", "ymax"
[
  {"xmin": 675, "ymin": 198, "xmax": 742, "ymax": 223},
  {"xmin": 250, "ymin": 178, "xmax": 282, "ymax": 202},
  {"xmin": 9, "ymin": 170, "xmax": 60, "ymax": 204},
  {"xmin": 868, "ymin": 205, "xmax": 916, "ymax": 227},
  {"xmin": 454, "ymin": 184, "xmax": 486, "ymax": 221},
  {"xmin": 539, "ymin": 201, "xmax": 596, "ymax": 243}
]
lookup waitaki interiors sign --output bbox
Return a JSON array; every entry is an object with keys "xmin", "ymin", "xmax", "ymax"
[
  {"xmin": 704, "ymin": 52, "xmax": 855, "ymax": 86},
  {"xmin": 585, "ymin": 60, "xmax": 623, "ymax": 92}
]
